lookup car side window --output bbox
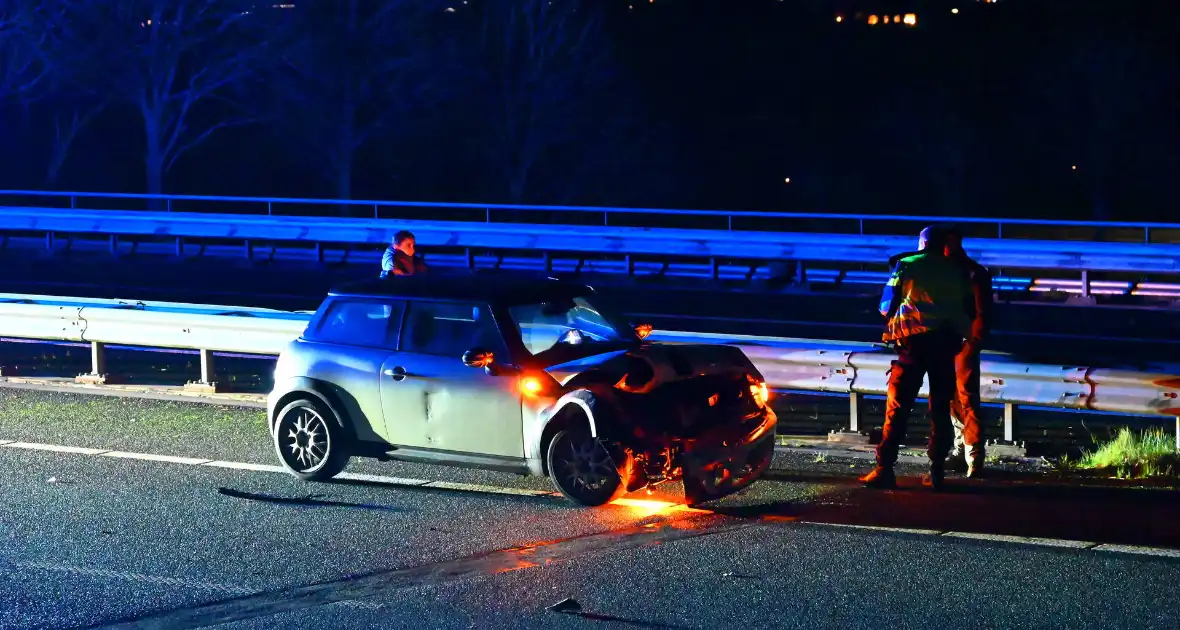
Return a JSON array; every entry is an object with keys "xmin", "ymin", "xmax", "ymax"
[
  {"xmin": 313, "ymin": 299, "xmax": 402, "ymax": 349},
  {"xmin": 401, "ymin": 301, "xmax": 505, "ymax": 359}
]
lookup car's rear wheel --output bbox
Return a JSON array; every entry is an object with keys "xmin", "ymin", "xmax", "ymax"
[
  {"xmin": 547, "ymin": 428, "xmax": 627, "ymax": 506},
  {"xmin": 273, "ymin": 398, "xmax": 350, "ymax": 481}
]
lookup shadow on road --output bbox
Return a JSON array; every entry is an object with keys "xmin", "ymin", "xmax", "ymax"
[
  {"xmin": 726, "ymin": 474, "xmax": 1180, "ymax": 549},
  {"xmin": 217, "ymin": 487, "xmax": 409, "ymax": 512}
]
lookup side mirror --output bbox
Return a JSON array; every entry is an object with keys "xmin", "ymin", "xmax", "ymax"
[
  {"xmin": 462, "ymin": 347, "xmax": 494, "ymax": 368},
  {"xmin": 632, "ymin": 323, "xmax": 653, "ymax": 339}
]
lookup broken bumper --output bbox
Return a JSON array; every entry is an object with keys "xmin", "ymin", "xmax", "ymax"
[{"xmin": 681, "ymin": 407, "xmax": 777, "ymax": 505}]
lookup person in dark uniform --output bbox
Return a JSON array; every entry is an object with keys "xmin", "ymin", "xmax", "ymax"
[
  {"xmin": 885, "ymin": 225, "xmax": 993, "ymax": 479},
  {"xmin": 380, "ymin": 230, "xmax": 429, "ymax": 278},
  {"xmin": 862, "ymin": 225, "xmax": 974, "ymax": 490},
  {"xmin": 942, "ymin": 226, "xmax": 993, "ymax": 478}
]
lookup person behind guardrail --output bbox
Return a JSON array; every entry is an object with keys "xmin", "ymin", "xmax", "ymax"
[
  {"xmin": 862, "ymin": 225, "xmax": 973, "ymax": 490},
  {"xmin": 942, "ymin": 226, "xmax": 993, "ymax": 478},
  {"xmin": 381, "ymin": 230, "xmax": 429, "ymax": 278},
  {"xmin": 886, "ymin": 226, "xmax": 993, "ymax": 479}
]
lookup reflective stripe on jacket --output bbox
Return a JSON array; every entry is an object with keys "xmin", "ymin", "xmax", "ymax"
[{"xmin": 879, "ymin": 252, "xmax": 972, "ymax": 343}]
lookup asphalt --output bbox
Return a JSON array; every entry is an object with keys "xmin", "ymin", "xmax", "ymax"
[
  {"xmin": 1, "ymin": 248, "xmax": 1179, "ymax": 369},
  {"xmin": 2, "ymin": 388, "xmax": 1180, "ymax": 629}
]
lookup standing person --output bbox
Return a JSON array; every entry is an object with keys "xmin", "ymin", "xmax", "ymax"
[
  {"xmin": 861, "ymin": 225, "xmax": 973, "ymax": 490},
  {"xmin": 885, "ymin": 226, "xmax": 993, "ymax": 479},
  {"xmin": 943, "ymin": 226, "xmax": 993, "ymax": 478},
  {"xmin": 381, "ymin": 230, "xmax": 429, "ymax": 278}
]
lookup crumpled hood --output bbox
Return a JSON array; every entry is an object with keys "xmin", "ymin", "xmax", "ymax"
[{"xmin": 545, "ymin": 343, "xmax": 763, "ymax": 392}]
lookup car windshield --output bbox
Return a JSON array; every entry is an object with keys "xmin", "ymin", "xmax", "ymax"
[{"xmin": 508, "ymin": 295, "xmax": 635, "ymax": 358}]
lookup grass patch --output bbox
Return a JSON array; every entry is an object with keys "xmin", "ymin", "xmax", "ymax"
[{"xmin": 1065, "ymin": 427, "xmax": 1179, "ymax": 479}]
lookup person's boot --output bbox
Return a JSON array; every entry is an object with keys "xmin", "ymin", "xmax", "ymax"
[
  {"xmin": 946, "ymin": 448, "xmax": 968, "ymax": 473},
  {"xmin": 860, "ymin": 466, "xmax": 897, "ymax": 489},
  {"xmin": 921, "ymin": 460, "xmax": 945, "ymax": 490},
  {"xmin": 965, "ymin": 443, "xmax": 984, "ymax": 479}
]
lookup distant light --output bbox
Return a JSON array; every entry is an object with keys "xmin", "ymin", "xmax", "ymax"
[
  {"xmin": 1071, "ymin": 165, "xmax": 1078, "ymax": 170},
  {"xmin": 952, "ymin": 8, "xmax": 959, "ymax": 13},
  {"xmin": 894, "ymin": 14, "xmax": 901, "ymax": 22},
  {"xmin": 784, "ymin": 177, "xmax": 791, "ymax": 184},
  {"xmin": 867, "ymin": 14, "xmax": 879, "ymax": 25},
  {"xmin": 835, "ymin": 14, "xmax": 843, "ymax": 22},
  {"xmin": 883, "ymin": 15, "xmax": 891, "ymax": 23},
  {"xmin": 444, "ymin": 6, "xmax": 454, "ymax": 11},
  {"xmin": 903, "ymin": 13, "xmax": 917, "ymax": 25}
]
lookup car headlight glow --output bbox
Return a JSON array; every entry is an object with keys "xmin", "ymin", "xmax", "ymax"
[{"xmin": 750, "ymin": 381, "xmax": 770, "ymax": 407}]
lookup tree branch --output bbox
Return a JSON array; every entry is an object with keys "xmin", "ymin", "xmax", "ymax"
[{"xmin": 164, "ymin": 116, "xmax": 258, "ymax": 173}]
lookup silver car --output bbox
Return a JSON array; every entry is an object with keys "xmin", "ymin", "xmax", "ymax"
[{"xmin": 267, "ymin": 273, "xmax": 777, "ymax": 506}]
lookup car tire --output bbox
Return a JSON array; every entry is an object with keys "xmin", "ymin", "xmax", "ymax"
[
  {"xmin": 546, "ymin": 428, "xmax": 627, "ymax": 507},
  {"xmin": 272, "ymin": 397, "xmax": 350, "ymax": 482}
]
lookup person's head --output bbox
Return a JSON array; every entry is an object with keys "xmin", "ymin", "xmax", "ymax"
[
  {"xmin": 942, "ymin": 226, "xmax": 965, "ymax": 256},
  {"xmin": 917, "ymin": 224, "xmax": 949, "ymax": 254},
  {"xmin": 393, "ymin": 230, "xmax": 415, "ymax": 256}
]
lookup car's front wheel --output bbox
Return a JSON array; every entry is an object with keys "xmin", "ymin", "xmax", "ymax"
[
  {"xmin": 273, "ymin": 398, "xmax": 350, "ymax": 481},
  {"xmin": 547, "ymin": 428, "xmax": 627, "ymax": 506}
]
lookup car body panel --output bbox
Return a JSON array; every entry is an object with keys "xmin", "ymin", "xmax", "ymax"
[
  {"xmin": 270, "ymin": 340, "xmax": 389, "ymax": 444},
  {"xmin": 379, "ymin": 351, "xmax": 525, "ymax": 459}
]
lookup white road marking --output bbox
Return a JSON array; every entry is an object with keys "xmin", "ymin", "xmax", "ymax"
[
  {"xmin": 1, "ymin": 441, "xmax": 109, "ymax": 455},
  {"xmin": 809, "ymin": 522, "xmax": 946, "ymax": 536},
  {"xmin": 422, "ymin": 480, "xmax": 553, "ymax": 496},
  {"xmin": 3, "ymin": 437, "xmax": 1180, "ymax": 559},
  {"xmin": 940, "ymin": 532, "xmax": 1097, "ymax": 549},
  {"xmin": 201, "ymin": 460, "xmax": 286, "ymax": 473},
  {"xmin": 100, "ymin": 451, "xmax": 213, "ymax": 465},
  {"xmin": 337, "ymin": 471, "xmax": 430, "ymax": 486},
  {"xmin": 1092, "ymin": 544, "xmax": 1180, "ymax": 558}
]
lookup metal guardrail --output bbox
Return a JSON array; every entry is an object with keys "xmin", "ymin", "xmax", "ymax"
[
  {"xmin": 1, "ymin": 293, "xmax": 1178, "ymax": 449},
  {"xmin": 4, "ymin": 207, "xmax": 1180, "ymax": 281},
  {"xmin": 5, "ymin": 234, "xmax": 1179, "ymax": 299},
  {"xmin": 1, "ymin": 189, "xmax": 1178, "ymax": 243}
]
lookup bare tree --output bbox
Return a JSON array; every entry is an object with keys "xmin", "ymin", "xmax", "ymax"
[
  {"xmin": 44, "ymin": 0, "xmax": 266, "ymax": 199},
  {"xmin": 261, "ymin": 1, "xmax": 451, "ymax": 203},
  {"xmin": 472, "ymin": 0, "xmax": 631, "ymax": 204},
  {"xmin": 0, "ymin": 0, "xmax": 50, "ymax": 105}
]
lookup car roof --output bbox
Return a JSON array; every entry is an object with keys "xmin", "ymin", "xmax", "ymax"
[{"xmin": 328, "ymin": 271, "xmax": 594, "ymax": 305}]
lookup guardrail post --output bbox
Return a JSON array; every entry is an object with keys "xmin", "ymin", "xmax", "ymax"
[
  {"xmin": 109, "ymin": 235, "xmax": 119, "ymax": 259},
  {"xmin": 1081, "ymin": 271, "xmax": 1090, "ymax": 298},
  {"xmin": 1003, "ymin": 403, "xmax": 1017, "ymax": 442},
  {"xmin": 711, "ymin": 257, "xmax": 720, "ymax": 280},
  {"xmin": 75, "ymin": 342, "xmax": 108, "ymax": 385},
  {"xmin": 1175, "ymin": 417, "xmax": 1179, "ymax": 452},
  {"xmin": 175, "ymin": 237, "xmax": 184, "ymax": 257},
  {"xmin": 184, "ymin": 349, "xmax": 218, "ymax": 393},
  {"xmin": 45, "ymin": 232, "xmax": 54, "ymax": 252},
  {"xmin": 244, "ymin": 239, "xmax": 252, "ymax": 260},
  {"xmin": 849, "ymin": 393, "xmax": 861, "ymax": 432}
]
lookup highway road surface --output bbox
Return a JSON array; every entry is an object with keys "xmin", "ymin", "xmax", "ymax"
[
  {"xmin": 2, "ymin": 248, "xmax": 1179, "ymax": 369},
  {"xmin": 1, "ymin": 388, "xmax": 1179, "ymax": 629}
]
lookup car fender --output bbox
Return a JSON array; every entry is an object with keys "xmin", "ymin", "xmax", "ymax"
[{"xmin": 268, "ymin": 376, "xmax": 355, "ymax": 441}]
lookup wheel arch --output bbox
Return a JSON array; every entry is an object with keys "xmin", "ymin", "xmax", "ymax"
[
  {"xmin": 538, "ymin": 392, "xmax": 600, "ymax": 477},
  {"xmin": 270, "ymin": 378, "xmax": 357, "ymax": 444}
]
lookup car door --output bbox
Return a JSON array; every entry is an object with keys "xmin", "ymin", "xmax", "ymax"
[
  {"xmin": 380, "ymin": 300, "xmax": 525, "ymax": 459},
  {"xmin": 301, "ymin": 297, "xmax": 404, "ymax": 444}
]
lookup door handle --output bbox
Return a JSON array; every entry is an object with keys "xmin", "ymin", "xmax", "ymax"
[{"xmin": 384, "ymin": 366, "xmax": 409, "ymax": 381}]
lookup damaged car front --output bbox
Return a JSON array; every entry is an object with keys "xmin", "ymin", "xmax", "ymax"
[{"xmin": 505, "ymin": 291, "xmax": 777, "ymax": 507}]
